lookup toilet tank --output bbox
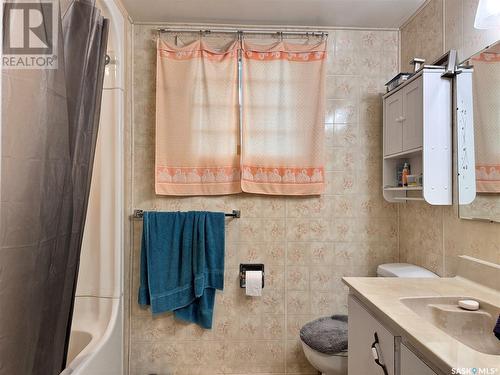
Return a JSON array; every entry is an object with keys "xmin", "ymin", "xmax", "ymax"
[{"xmin": 377, "ymin": 263, "xmax": 439, "ymax": 278}]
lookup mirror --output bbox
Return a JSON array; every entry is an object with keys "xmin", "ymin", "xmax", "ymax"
[{"xmin": 457, "ymin": 40, "xmax": 500, "ymax": 222}]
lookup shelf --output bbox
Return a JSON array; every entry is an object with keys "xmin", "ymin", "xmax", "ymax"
[
  {"xmin": 383, "ymin": 69, "xmax": 452, "ymax": 205},
  {"xmin": 384, "ymin": 186, "xmax": 423, "ymax": 191},
  {"xmin": 383, "ymin": 147, "xmax": 423, "ymax": 160}
]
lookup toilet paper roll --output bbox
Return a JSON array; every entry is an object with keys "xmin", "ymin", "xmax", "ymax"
[{"xmin": 245, "ymin": 270, "xmax": 262, "ymax": 296}]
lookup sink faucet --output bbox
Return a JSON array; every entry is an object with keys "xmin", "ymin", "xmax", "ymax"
[{"xmin": 494, "ymin": 315, "xmax": 500, "ymax": 340}]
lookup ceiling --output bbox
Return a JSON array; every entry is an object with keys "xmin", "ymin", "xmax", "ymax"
[{"xmin": 121, "ymin": 0, "xmax": 427, "ymax": 29}]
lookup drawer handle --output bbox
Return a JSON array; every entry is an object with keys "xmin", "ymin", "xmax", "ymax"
[
  {"xmin": 396, "ymin": 116, "xmax": 405, "ymax": 123},
  {"xmin": 371, "ymin": 332, "xmax": 389, "ymax": 375}
]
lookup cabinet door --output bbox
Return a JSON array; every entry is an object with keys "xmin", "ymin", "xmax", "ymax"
[
  {"xmin": 402, "ymin": 78, "xmax": 423, "ymax": 151},
  {"xmin": 384, "ymin": 90, "xmax": 404, "ymax": 155},
  {"xmin": 400, "ymin": 344, "xmax": 437, "ymax": 375},
  {"xmin": 348, "ymin": 296, "xmax": 395, "ymax": 375}
]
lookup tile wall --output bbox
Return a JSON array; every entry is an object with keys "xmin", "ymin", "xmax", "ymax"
[
  {"xmin": 399, "ymin": 0, "xmax": 500, "ymax": 276},
  {"xmin": 128, "ymin": 25, "xmax": 399, "ymax": 374},
  {"xmin": 400, "ymin": 0, "xmax": 444, "ymax": 72}
]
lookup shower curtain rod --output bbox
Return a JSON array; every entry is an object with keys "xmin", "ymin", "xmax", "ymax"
[{"xmin": 155, "ymin": 27, "xmax": 328, "ymax": 38}]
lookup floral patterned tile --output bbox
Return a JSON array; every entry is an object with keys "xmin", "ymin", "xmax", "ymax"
[
  {"xmin": 287, "ymin": 291, "xmax": 311, "ymax": 315},
  {"xmin": 326, "ymin": 75, "xmax": 360, "ymax": 100},
  {"xmin": 129, "ymin": 24, "xmax": 400, "ymax": 375},
  {"xmin": 285, "ymin": 339, "xmax": 317, "ymax": 374},
  {"xmin": 130, "ymin": 314, "xmax": 176, "ymax": 341},
  {"xmin": 286, "ymin": 266, "xmax": 310, "ymax": 291},
  {"xmin": 286, "ymin": 196, "xmax": 333, "ymax": 218},
  {"xmin": 286, "ymin": 314, "xmax": 314, "ymax": 338}
]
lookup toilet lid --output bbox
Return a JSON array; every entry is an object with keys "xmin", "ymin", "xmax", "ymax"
[
  {"xmin": 377, "ymin": 263, "xmax": 439, "ymax": 278},
  {"xmin": 300, "ymin": 315, "xmax": 348, "ymax": 355}
]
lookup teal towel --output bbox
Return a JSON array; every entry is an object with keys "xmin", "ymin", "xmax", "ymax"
[{"xmin": 138, "ymin": 211, "xmax": 225, "ymax": 329}]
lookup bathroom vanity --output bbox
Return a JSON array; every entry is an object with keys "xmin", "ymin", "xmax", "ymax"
[
  {"xmin": 343, "ymin": 256, "xmax": 500, "ymax": 375},
  {"xmin": 348, "ymin": 296, "xmax": 436, "ymax": 375}
]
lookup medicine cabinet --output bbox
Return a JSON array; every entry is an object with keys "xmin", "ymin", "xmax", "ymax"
[{"xmin": 382, "ymin": 68, "xmax": 452, "ymax": 204}]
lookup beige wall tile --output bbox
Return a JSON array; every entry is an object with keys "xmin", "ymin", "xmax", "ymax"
[
  {"xmin": 442, "ymin": 206, "xmax": 500, "ymax": 276},
  {"xmin": 128, "ymin": 24, "xmax": 398, "ymax": 374},
  {"xmin": 285, "ymin": 339, "xmax": 317, "ymax": 374},
  {"xmin": 399, "ymin": 0, "xmax": 500, "ymax": 277},
  {"xmin": 124, "ymin": 2, "xmax": 499, "ymax": 373},
  {"xmin": 401, "ymin": 0, "xmax": 444, "ymax": 71},
  {"xmin": 399, "ymin": 202, "xmax": 445, "ymax": 275}
]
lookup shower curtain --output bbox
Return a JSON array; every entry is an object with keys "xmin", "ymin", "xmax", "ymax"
[{"xmin": 0, "ymin": 0, "xmax": 108, "ymax": 374}]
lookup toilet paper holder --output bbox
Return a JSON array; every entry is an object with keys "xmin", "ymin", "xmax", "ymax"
[{"xmin": 239, "ymin": 264, "xmax": 265, "ymax": 288}]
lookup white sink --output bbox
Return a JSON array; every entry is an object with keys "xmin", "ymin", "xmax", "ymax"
[{"xmin": 400, "ymin": 296, "xmax": 500, "ymax": 355}]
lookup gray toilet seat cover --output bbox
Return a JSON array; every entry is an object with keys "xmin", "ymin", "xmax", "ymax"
[{"xmin": 300, "ymin": 315, "xmax": 348, "ymax": 354}]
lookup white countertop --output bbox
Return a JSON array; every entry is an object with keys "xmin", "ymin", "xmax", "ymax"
[{"xmin": 342, "ymin": 275, "xmax": 500, "ymax": 374}]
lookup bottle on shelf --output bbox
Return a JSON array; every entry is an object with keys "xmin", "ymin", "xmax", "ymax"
[
  {"xmin": 397, "ymin": 164, "xmax": 404, "ymax": 187},
  {"xmin": 402, "ymin": 162, "xmax": 410, "ymax": 187}
]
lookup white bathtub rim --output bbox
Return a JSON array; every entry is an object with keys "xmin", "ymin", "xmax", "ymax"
[
  {"xmin": 67, "ymin": 295, "xmax": 115, "ymax": 365},
  {"xmin": 63, "ymin": 297, "xmax": 121, "ymax": 374}
]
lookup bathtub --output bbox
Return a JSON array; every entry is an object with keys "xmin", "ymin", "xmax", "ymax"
[
  {"xmin": 62, "ymin": 297, "xmax": 122, "ymax": 375},
  {"xmin": 61, "ymin": 0, "xmax": 126, "ymax": 374}
]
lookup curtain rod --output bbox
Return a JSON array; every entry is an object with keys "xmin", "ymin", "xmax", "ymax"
[{"xmin": 155, "ymin": 27, "xmax": 328, "ymax": 38}]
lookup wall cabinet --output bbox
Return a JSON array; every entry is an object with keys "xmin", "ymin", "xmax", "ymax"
[
  {"xmin": 401, "ymin": 79, "xmax": 423, "ymax": 151},
  {"xmin": 348, "ymin": 295, "xmax": 440, "ymax": 375},
  {"xmin": 382, "ymin": 68, "xmax": 452, "ymax": 205},
  {"xmin": 384, "ymin": 78, "xmax": 423, "ymax": 155},
  {"xmin": 385, "ymin": 90, "xmax": 404, "ymax": 156}
]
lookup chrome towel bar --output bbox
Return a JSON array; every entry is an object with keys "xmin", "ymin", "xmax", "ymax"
[{"xmin": 132, "ymin": 209, "xmax": 240, "ymax": 219}]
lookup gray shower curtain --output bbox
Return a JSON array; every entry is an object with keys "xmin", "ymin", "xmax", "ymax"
[{"xmin": 0, "ymin": 0, "xmax": 108, "ymax": 374}]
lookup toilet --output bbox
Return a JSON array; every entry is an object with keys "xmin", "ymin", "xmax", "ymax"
[
  {"xmin": 300, "ymin": 263, "xmax": 438, "ymax": 375},
  {"xmin": 376, "ymin": 263, "xmax": 439, "ymax": 278}
]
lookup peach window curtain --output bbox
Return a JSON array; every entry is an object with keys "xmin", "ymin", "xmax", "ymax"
[
  {"xmin": 155, "ymin": 38, "xmax": 241, "ymax": 195},
  {"xmin": 471, "ymin": 52, "xmax": 500, "ymax": 193},
  {"xmin": 241, "ymin": 39, "xmax": 327, "ymax": 195},
  {"xmin": 155, "ymin": 36, "xmax": 327, "ymax": 196}
]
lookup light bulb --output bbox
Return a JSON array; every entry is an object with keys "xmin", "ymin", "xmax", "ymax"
[{"xmin": 474, "ymin": 0, "xmax": 500, "ymax": 29}]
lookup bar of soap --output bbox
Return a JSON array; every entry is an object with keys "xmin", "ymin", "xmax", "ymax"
[{"xmin": 458, "ymin": 299, "xmax": 479, "ymax": 311}]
